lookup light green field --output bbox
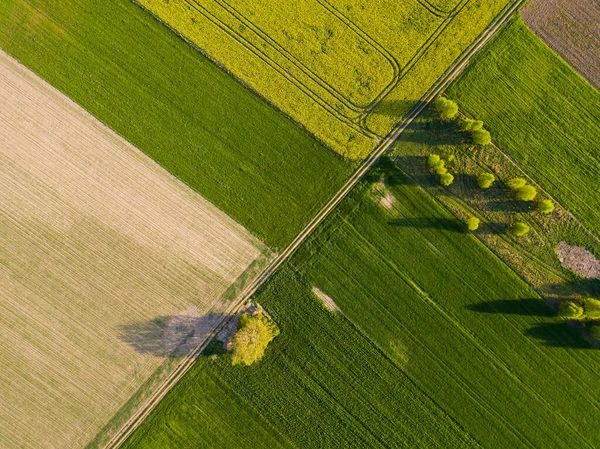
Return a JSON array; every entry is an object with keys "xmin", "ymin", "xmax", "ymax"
[
  {"xmin": 124, "ymin": 163, "xmax": 600, "ymax": 448},
  {"xmin": 446, "ymin": 18, "xmax": 600, "ymax": 237},
  {"xmin": 138, "ymin": 0, "xmax": 513, "ymax": 158}
]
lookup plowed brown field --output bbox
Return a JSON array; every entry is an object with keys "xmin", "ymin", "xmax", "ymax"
[
  {"xmin": 522, "ymin": 0, "xmax": 600, "ymax": 89},
  {"xmin": 0, "ymin": 51, "xmax": 267, "ymax": 449}
]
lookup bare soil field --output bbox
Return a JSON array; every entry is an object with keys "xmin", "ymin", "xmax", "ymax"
[
  {"xmin": 521, "ymin": 0, "xmax": 600, "ymax": 89},
  {"xmin": 0, "ymin": 51, "xmax": 268, "ymax": 449}
]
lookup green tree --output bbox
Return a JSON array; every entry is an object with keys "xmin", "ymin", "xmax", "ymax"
[
  {"xmin": 466, "ymin": 217, "xmax": 480, "ymax": 231},
  {"xmin": 558, "ymin": 301, "xmax": 584, "ymax": 320},
  {"xmin": 477, "ymin": 172, "xmax": 496, "ymax": 189},
  {"xmin": 506, "ymin": 177, "xmax": 527, "ymax": 190},
  {"xmin": 427, "ymin": 154, "xmax": 441, "ymax": 168},
  {"xmin": 583, "ymin": 298, "xmax": 600, "ymax": 320},
  {"xmin": 590, "ymin": 324, "xmax": 600, "ymax": 341},
  {"xmin": 537, "ymin": 199, "xmax": 555, "ymax": 214},
  {"xmin": 440, "ymin": 173, "xmax": 454, "ymax": 186},
  {"xmin": 470, "ymin": 120, "xmax": 484, "ymax": 131},
  {"xmin": 471, "ymin": 129, "xmax": 491, "ymax": 145},
  {"xmin": 434, "ymin": 97, "xmax": 459, "ymax": 120},
  {"xmin": 435, "ymin": 166, "xmax": 448, "ymax": 176},
  {"xmin": 512, "ymin": 222, "xmax": 530, "ymax": 237},
  {"xmin": 516, "ymin": 185, "xmax": 537, "ymax": 201},
  {"xmin": 231, "ymin": 313, "xmax": 279, "ymax": 366}
]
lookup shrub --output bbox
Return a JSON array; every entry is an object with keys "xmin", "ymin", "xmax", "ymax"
[
  {"xmin": 427, "ymin": 154, "xmax": 441, "ymax": 168},
  {"xmin": 231, "ymin": 313, "xmax": 279, "ymax": 366},
  {"xmin": 477, "ymin": 172, "xmax": 496, "ymax": 189},
  {"xmin": 435, "ymin": 166, "xmax": 448, "ymax": 176},
  {"xmin": 466, "ymin": 217, "xmax": 480, "ymax": 231},
  {"xmin": 590, "ymin": 325, "xmax": 600, "ymax": 341},
  {"xmin": 506, "ymin": 177, "xmax": 527, "ymax": 190},
  {"xmin": 440, "ymin": 173, "xmax": 454, "ymax": 186},
  {"xmin": 558, "ymin": 301, "xmax": 584, "ymax": 320},
  {"xmin": 515, "ymin": 185, "xmax": 537, "ymax": 201},
  {"xmin": 537, "ymin": 199, "xmax": 555, "ymax": 214},
  {"xmin": 471, "ymin": 129, "xmax": 491, "ymax": 145},
  {"xmin": 512, "ymin": 222, "xmax": 530, "ymax": 237},
  {"xmin": 583, "ymin": 298, "xmax": 600, "ymax": 320},
  {"xmin": 434, "ymin": 97, "xmax": 458, "ymax": 120}
]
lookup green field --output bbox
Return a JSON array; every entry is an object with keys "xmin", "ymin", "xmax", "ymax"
[
  {"xmin": 138, "ymin": 0, "xmax": 514, "ymax": 158},
  {"xmin": 124, "ymin": 164, "xmax": 600, "ymax": 448},
  {"xmin": 446, "ymin": 18, "xmax": 600, "ymax": 237},
  {"xmin": 0, "ymin": 0, "xmax": 353, "ymax": 250}
]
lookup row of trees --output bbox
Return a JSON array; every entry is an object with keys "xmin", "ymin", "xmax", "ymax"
[
  {"xmin": 559, "ymin": 298, "xmax": 600, "ymax": 320},
  {"xmin": 434, "ymin": 97, "xmax": 491, "ymax": 145}
]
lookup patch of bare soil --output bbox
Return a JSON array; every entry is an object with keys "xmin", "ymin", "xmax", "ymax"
[
  {"xmin": 312, "ymin": 287, "xmax": 341, "ymax": 314},
  {"xmin": 521, "ymin": 0, "xmax": 600, "ymax": 89},
  {"xmin": 557, "ymin": 242, "xmax": 600, "ymax": 279},
  {"xmin": 372, "ymin": 178, "xmax": 397, "ymax": 211}
]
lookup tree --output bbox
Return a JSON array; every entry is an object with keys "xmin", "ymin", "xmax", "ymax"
[
  {"xmin": 477, "ymin": 172, "xmax": 496, "ymax": 189},
  {"xmin": 515, "ymin": 185, "xmax": 537, "ymax": 201},
  {"xmin": 471, "ymin": 129, "xmax": 491, "ymax": 145},
  {"xmin": 537, "ymin": 199, "xmax": 555, "ymax": 214},
  {"xmin": 440, "ymin": 173, "xmax": 454, "ymax": 186},
  {"xmin": 231, "ymin": 313, "xmax": 279, "ymax": 366},
  {"xmin": 512, "ymin": 222, "xmax": 530, "ymax": 237},
  {"xmin": 435, "ymin": 166, "xmax": 448, "ymax": 175},
  {"xmin": 558, "ymin": 301, "xmax": 584, "ymax": 320},
  {"xmin": 506, "ymin": 177, "xmax": 527, "ymax": 190},
  {"xmin": 583, "ymin": 298, "xmax": 600, "ymax": 320},
  {"xmin": 470, "ymin": 120, "xmax": 484, "ymax": 131},
  {"xmin": 590, "ymin": 325, "xmax": 600, "ymax": 341},
  {"xmin": 427, "ymin": 154, "xmax": 441, "ymax": 168},
  {"xmin": 466, "ymin": 217, "xmax": 480, "ymax": 231},
  {"xmin": 434, "ymin": 97, "xmax": 458, "ymax": 120}
]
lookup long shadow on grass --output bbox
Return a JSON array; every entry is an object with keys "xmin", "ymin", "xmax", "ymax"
[
  {"xmin": 388, "ymin": 217, "xmax": 466, "ymax": 233},
  {"xmin": 467, "ymin": 299, "xmax": 554, "ymax": 316},
  {"xmin": 525, "ymin": 322, "xmax": 593, "ymax": 349},
  {"xmin": 370, "ymin": 100, "xmax": 428, "ymax": 118},
  {"xmin": 118, "ymin": 313, "xmax": 228, "ymax": 357}
]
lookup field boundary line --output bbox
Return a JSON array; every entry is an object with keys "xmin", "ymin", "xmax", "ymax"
[{"xmin": 103, "ymin": 1, "xmax": 523, "ymax": 446}]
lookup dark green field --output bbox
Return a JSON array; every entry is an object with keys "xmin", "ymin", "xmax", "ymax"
[
  {"xmin": 124, "ymin": 164, "xmax": 600, "ymax": 449},
  {"xmin": 446, "ymin": 18, "xmax": 600, "ymax": 237},
  {"xmin": 0, "ymin": 0, "xmax": 352, "ymax": 249}
]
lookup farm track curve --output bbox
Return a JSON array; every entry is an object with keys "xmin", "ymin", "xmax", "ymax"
[{"xmin": 104, "ymin": 0, "xmax": 525, "ymax": 446}]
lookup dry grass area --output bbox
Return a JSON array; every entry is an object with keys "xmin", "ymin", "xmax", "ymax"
[
  {"xmin": 521, "ymin": 0, "xmax": 600, "ymax": 89},
  {"xmin": 557, "ymin": 242, "xmax": 600, "ymax": 280},
  {"xmin": 0, "ymin": 51, "xmax": 268, "ymax": 449}
]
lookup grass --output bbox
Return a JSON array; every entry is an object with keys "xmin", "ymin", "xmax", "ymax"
[
  {"xmin": 137, "ymin": 0, "xmax": 513, "ymax": 158},
  {"xmin": 0, "ymin": 0, "xmax": 353, "ymax": 250},
  {"xmin": 124, "ymin": 163, "xmax": 600, "ymax": 448},
  {"xmin": 446, "ymin": 18, "xmax": 600, "ymax": 238}
]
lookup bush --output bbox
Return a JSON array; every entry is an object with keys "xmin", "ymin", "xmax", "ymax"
[
  {"xmin": 466, "ymin": 217, "xmax": 480, "ymax": 231},
  {"xmin": 506, "ymin": 177, "xmax": 527, "ymax": 190},
  {"xmin": 590, "ymin": 325, "xmax": 600, "ymax": 341},
  {"xmin": 440, "ymin": 173, "xmax": 454, "ymax": 186},
  {"xmin": 471, "ymin": 129, "xmax": 491, "ymax": 145},
  {"xmin": 434, "ymin": 97, "xmax": 458, "ymax": 120},
  {"xmin": 231, "ymin": 313, "xmax": 279, "ymax": 366},
  {"xmin": 537, "ymin": 199, "xmax": 555, "ymax": 214},
  {"xmin": 583, "ymin": 298, "xmax": 600, "ymax": 320},
  {"xmin": 512, "ymin": 222, "xmax": 530, "ymax": 237},
  {"xmin": 477, "ymin": 172, "xmax": 496, "ymax": 189},
  {"xmin": 515, "ymin": 185, "xmax": 537, "ymax": 201},
  {"xmin": 558, "ymin": 301, "xmax": 584, "ymax": 320},
  {"xmin": 427, "ymin": 154, "xmax": 441, "ymax": 168}
]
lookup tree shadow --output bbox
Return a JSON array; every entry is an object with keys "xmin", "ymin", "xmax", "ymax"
[
  {"xmin": 367, "ymin": 156, "xmax": 417, "ymax": 186},
  {"xmin": 118, "ymin": 312, "xmax": 228, "ymax": 358},
  {"xmin": 466, "ymin": 298, "xmax": 553, "ymax": 317},
  {"xmin": 479, "ymin": 221, "xmax": 510, "ymax": 235},
  {"xmin": 370, "ymin": 99, "xmax": 428, "ymax": 118},
  {"xmin": 483, "ymin": 199, "xmax": 533, "ymax": 213},
  {"xmin": 543, "ymin": 278, "xmax": 600, "ymax": 299},
  {"xmin": 525, "ymin": 322, "xmax": 593, "ymax": 349},
  {"xmin": 388, "ymin": 217, "xmax": 466, "ymax": 233}
]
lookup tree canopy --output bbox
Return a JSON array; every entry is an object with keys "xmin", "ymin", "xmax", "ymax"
[
  {"xmin": 506, "ymin": 177, "xmax": 527, "ymax": 190},
  {"xmin": 537, "ymin": 199, "xmax": 555, "ymax": 214},
  {"xmin": 477, "ymin": 172, "xmax": 496, "ymax": 189},
  {"xmin": 471, "ymin": 129, "xmax": 491, "ymax": 145},
  {"xmin": 434, "ymin": 97, "xmax": 459, "ymax": 120},
  {"xmin": 558, "ymin": 301, "xmax": 584, "ymax": 320},
  {"xmin": 231, "ymin": 313, "xmax": 280, "ymax": 366},
  {"xmin": 515, "ymin": 185, "xmax": 537, "ymax": 201},
  {"xmin": 466, "ymin": 217, "xmax": 480, "ymax": 231},
  {"xmin": 512, "ymin": 222, "xmax": 530, "ymax": 237},
  {"xmin": 583, "ymin": 298, "xmax": 600, "ymax": 320},
  {"xmin": 440, "ymin": 173, "xmax": 454, "ymax": 186}
]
